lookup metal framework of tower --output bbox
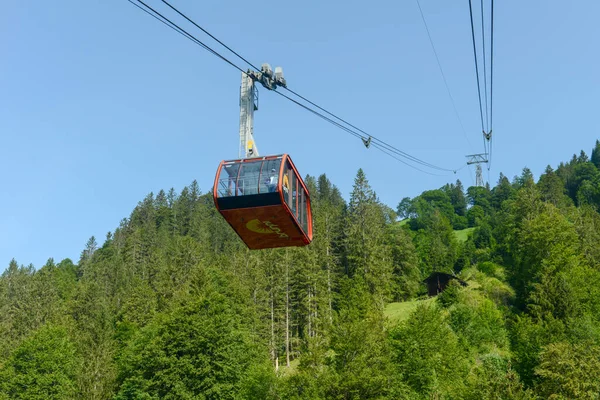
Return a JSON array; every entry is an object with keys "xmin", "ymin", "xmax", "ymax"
[
  {"xmin": 466, "ymin": 153, "xmax": 489, "ymax": 187},
  {"xmin": 238, "ymin": 64, "xmax": 287, "ymax": 159}
]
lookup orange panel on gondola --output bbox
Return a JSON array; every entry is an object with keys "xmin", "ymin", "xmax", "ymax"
[
  {"xmin": 213, "ymin": 154, "xmax": 313, "ymax": 250},
  {"xmin": 220, "ymin": 205, "xmax": 310, "ymax": 249}
]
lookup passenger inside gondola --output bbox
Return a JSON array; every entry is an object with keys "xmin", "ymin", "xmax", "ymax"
[
  {"xmin": 282, "ymin": 173, "xmax": 289, "ymax": 195},
  {"xmin": 268, "ymin": 168, "xmax": 278, "ymax": 192}
]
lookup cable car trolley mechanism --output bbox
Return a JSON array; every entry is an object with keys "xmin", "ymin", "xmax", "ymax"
[{"xmin": 213, "ymin": 65, "xmax": 313, "ymax": 249}]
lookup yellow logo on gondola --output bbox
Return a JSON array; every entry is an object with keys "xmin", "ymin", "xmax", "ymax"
[{"xmin": 246, "ymin": 219, "xmax": 289, "ymax": 238}]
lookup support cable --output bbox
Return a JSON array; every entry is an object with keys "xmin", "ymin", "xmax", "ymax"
[
  {"xmin": 283, "ymin": 87, "xmax": 455, "ymax": 172},
  {"xmin": 272, "ymin": 90, "xmax": 363, "ymax": 141},
  {"xmin": 488, "ymin": 0, "xmax": 494, "ymax": 170},
  {"xmin": 371, "ymin": 142, "xmax": 451, "ymax": 176},
  {"xmin": 490, "ymin": 0, "xmax": 494, "ymax": 132},
  {"xmin": 160, "ymin": 0, "xmax": 261, "ymax": 72},
  {"xmin": 275, "ymin": 90, "xmax": 461, "ymax": 173},
  {"xmin": 128, "ymin": 0, "xmax": 245, "ymax": 73},
  {"xmin": 480, "ymin": 0, "xmax": 489, "ymax": 132},
  {"xmin": 468, "ymin": 0, "xmax": 486, "ymax": 136},
  {"xmin": 415, "ymin": 0, "xmax": 473, "ymax": 151}
]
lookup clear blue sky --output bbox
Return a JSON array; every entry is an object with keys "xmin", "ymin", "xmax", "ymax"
[{"xmin": 1, "ymin": 0, "xmax": 598, "ymax": 269}]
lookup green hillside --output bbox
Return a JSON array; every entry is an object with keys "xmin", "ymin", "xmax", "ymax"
[
  {"xmin": 2, "ymin": 141, "xmax": 600, "ymax": 399},
  {"xmin": 385, "ymin": 298, "xmax": 434, "ymax": 323},
  {"xmin": 454, "ymin": 227, "xmax": 476, "ymax": 242}
]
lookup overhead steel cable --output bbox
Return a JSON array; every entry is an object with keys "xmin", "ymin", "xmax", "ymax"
[
  {"xmin": 159, "ymin": 0, "xmax": 261, "ymax": 72},
  {"xmin": 414, "ymin": 0, "xmax": 473, "ymax": 152},
  {"xmin": 371, "ymin": 142, "xmax": 452, "ymax": 176},
  {"xmin": 488, "ymin": 0, "xmax": 494, "ymax": 170},
  {"xmin": 370, "ymin": 137, "xmax": 457, "ymax": 172},
  {"xmin": 275, "ymin": 90, "xmax": 460, "ymax": 174},
  {"xmin": 126, "ymin": 0, "xmax": 461, "ymax": 174},
  {"xmin": 127, "ymin": 0, "xmax": 208, "ymax": 49},
  {"xmin": 468, "ymin": 0, "xmax": 486, "ymax": 135},
  {"xmin": 372, "ymin": 141, "xmax": 470, "ymax": 177},
  {"xmin": 490, "ymin": 0, "xmax": 494, "ymax": 132},
  {"xmin": 480, "ymin": 0, "xmax": 489, "ymax": 132},
  {"xmin": 488, "ymin": 138, "xmax": 493, "ymax": 171},
  {"xmin": 128, "ymin": 0, "xmax": 245, "ymax": 74},
  {"xmin": 282, "ymin": 87, "xmax": 457, "ymax": 172},
  {"xmin": 272, "ymin": 90, "xmax": 363, "ymax": 141}
]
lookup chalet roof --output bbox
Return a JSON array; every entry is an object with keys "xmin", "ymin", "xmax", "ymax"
[{"xmin": 422, "ymin": 271, "xmax": 467, "ymax": 287}]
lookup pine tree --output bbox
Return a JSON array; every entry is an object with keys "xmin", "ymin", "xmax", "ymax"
[
  {"xmin": 189, "ymin": 179, "xmax": 200, "ymax": 203},
  {"xmin": 312, "ymin": 174, "xmax": 345, "ymax": 328},
  {"xmin": 385, "ymin": 224, "xmax": 420, "ymax": 300},
  {"xmin": 344, "ymin": 169, "xmax": 393, "ymax": 307},
  {"xmin": 167, "ymin": 187, "xmax": 179, "ymax": 234},
  {"xmin": 538, "ymin": 165, "xmax": 570, "ymax": 207},
  {"xmin": 510, "ymin": 201, "xmax": 578, "ymax": 311},
  {"xmin": 571, "ymin": 162, "xmax": 600, "ymax": 204},
  {"xmin": 327, "ymin": 278, "xmax": 393, "ymax": 399},
  {"xmin": 491, "ymin": 173, "xmax": 514, "ymax": 209},
  {"xmin": 448, "ymin": 179, "xmax": 467, "ymax": 217},
  {"xmin": 519, "ymin": 167, "xmax": 535, "ymax": 187},
  {"xmin": 70, "ymin": 280, "xmax": 117, "ymax": 399},
  {"xmin": 154, "ymin": 189, "xmax": 171, "ymax": 230},
  {"xmin": 574, "ymin": 205, "xmax": 600, "ymax": 270},
  {"xmin": 79, "ymin": 236, "xmax": 98, "ymax": 264},
  {"xmin": 591, "ymin": 139, "xmax": 600, "ymax": 169},
  {"xmin": 413, "ymin": 209, "xmax": 458, "ymax": 275},
  {"xmin": 0, "ymin": 261, "xmax": 37, "ymax": 353}
]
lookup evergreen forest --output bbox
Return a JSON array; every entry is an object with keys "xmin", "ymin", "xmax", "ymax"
[{"xmin": 2, "ymin": 140, "xmax": 600, "ymax": 399}]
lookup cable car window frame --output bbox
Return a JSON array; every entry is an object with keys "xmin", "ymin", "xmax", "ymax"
[
  {"xmin": 237, "ymin": 159, "xmax": 263, "ymax": 196},
  {"xmin": 217, "ymin": 162, "xmax": 241, "ymax": 198},
  {"xmin": 299, "ymin": 188, "xmax": 307, "ymax": 233},
  {"xmin": 216, "ymin": 157, "xmax": 284, "ymax": 198},
  {"xmin": 282, "ymin": 161, "xmax": 290, "ymax": 208},
  {"xmin": 277, "ymin": 157, "xmax": 312, "ymax": 237},
  {"xmin": 261, "ymin": 158, "xmax": 282, "ymax": 194},
  {"xmin": 280, "ymin": 154, "xmax": 313, "ymax": 240},
  {"xmin": 291, "ymin": 170, "xmax": 298, "ymax": 217},
  {"xmin": 258, "ymin": 160, "xmax": 266, "ymax": 194}
]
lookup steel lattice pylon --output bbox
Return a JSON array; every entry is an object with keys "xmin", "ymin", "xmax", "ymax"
[{"xmin": 466, "ymin": 153, "xmax": 489, "ymax": 186}]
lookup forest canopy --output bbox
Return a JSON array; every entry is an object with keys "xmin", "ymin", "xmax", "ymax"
[{"xmin": 2, "ymin": 140, "xmax": 600, "ymax": 399}]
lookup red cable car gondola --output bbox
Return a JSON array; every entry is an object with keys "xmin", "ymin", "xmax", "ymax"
[{"xmin": 213, "ymin": 154, "xmax": 313, "ymax": 250}]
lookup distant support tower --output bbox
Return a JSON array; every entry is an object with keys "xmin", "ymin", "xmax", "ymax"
[
  {"xmin": 238, "ymin": 64, "xmax": 287, "ymax": 159},
  {"xmin": 466, "ymin": 153, "xmax": 489, "ymax": 187}
]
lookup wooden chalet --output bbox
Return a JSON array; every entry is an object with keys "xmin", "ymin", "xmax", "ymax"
[{"xmin": 423, "ymin": 272, "xmax": 467, "ymax": 297}]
